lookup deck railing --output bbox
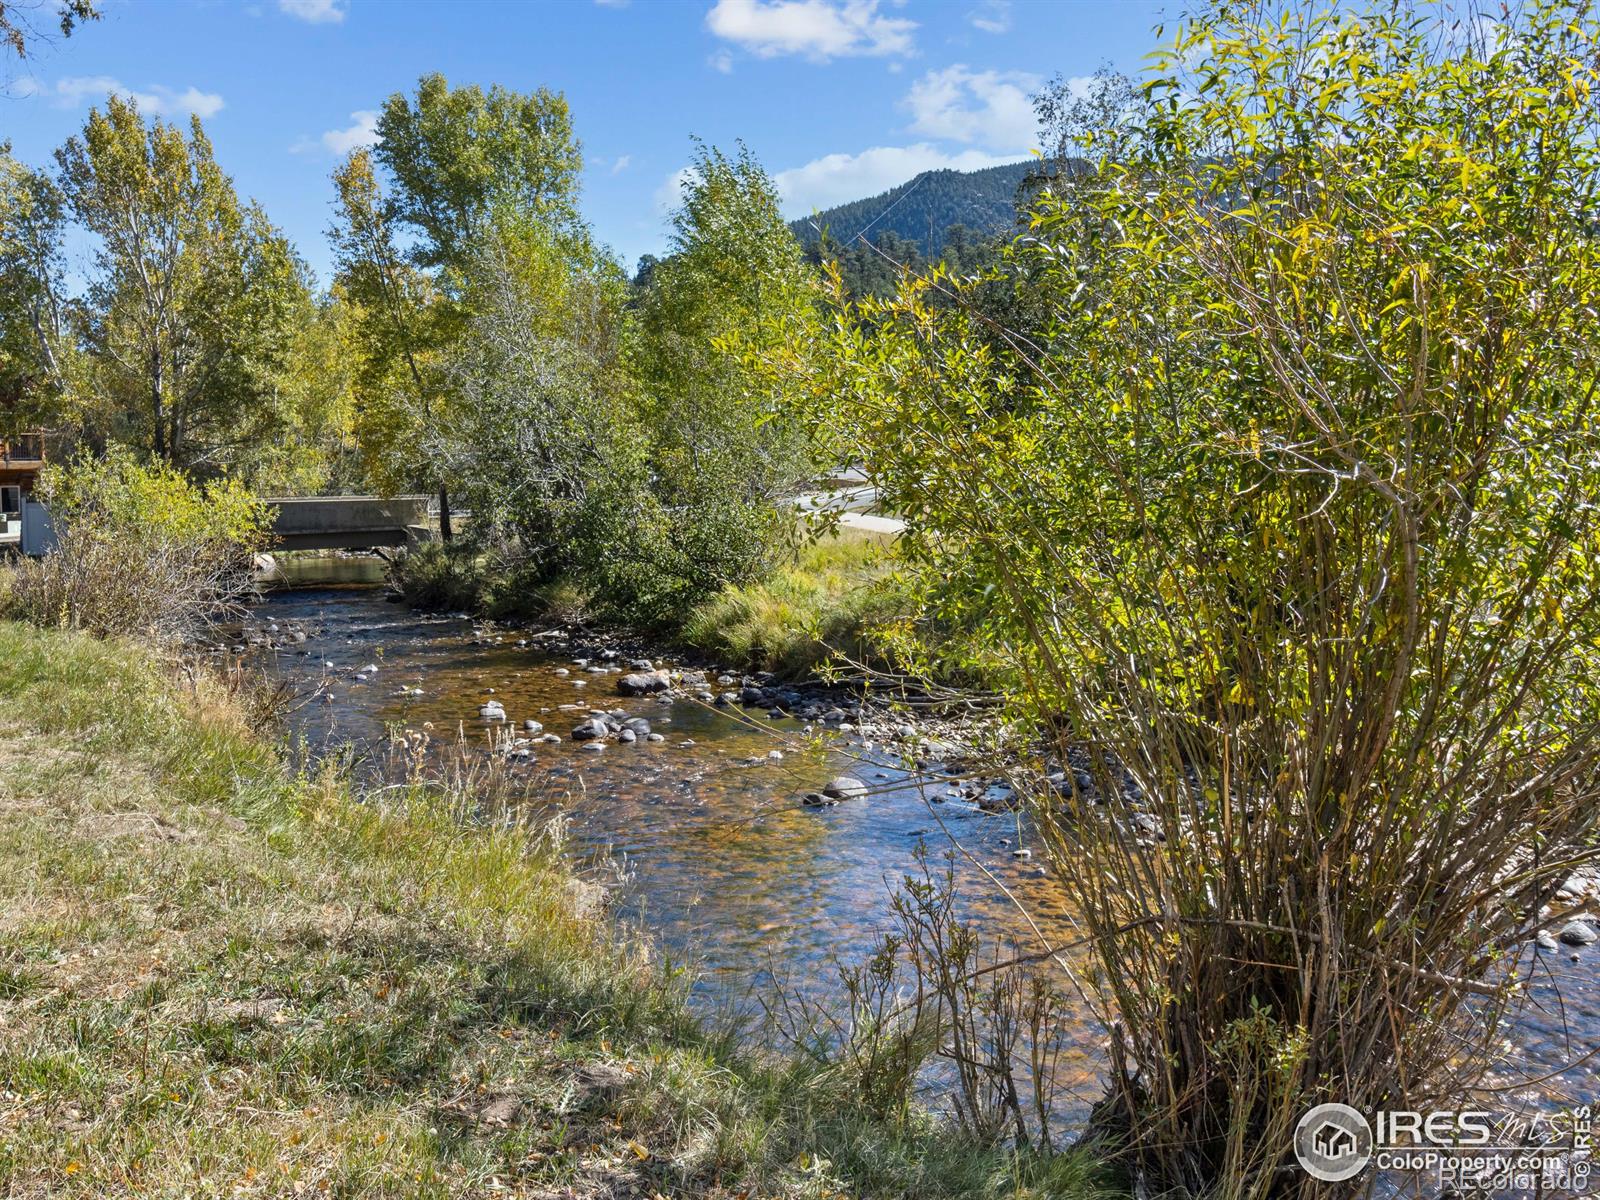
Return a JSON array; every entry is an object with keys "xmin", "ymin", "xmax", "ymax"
[{"xmin": 0, "ymin": 433, "xmax": 45, "ymax": 465}]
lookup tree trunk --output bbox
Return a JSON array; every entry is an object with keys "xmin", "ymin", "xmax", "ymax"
[
  {"xmin": 438, "ymin": 485, "xmax": 453, "ymax": 542},
  {"xmin": 151, "ymin": 349, "xmax": 167, "ymax": 460}
]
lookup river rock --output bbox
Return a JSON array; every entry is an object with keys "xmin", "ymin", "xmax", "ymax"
[
  {"xmin": 622, "ymin": 717, "xmax": 652, "ymax": 736},
  {"xmin": 618, "ymin": 670, "xmax": 672, "ymax": 697},
  {"xmin": 646, "ymin": 732, "xmax": 666, "ymax": 743},
  {"xmin": 571, "ymin": 718, "xmax": 609, "ymax": 741},
  {"xmin": 629, "ymin": 658, "xmax": 654, "ymax": 672},
  {"xmin": 618, "ymin": 728, "xmax": 637, "ymax": 744},
  {"xmin": 802, "ymin": 792, "xmax": 834, "ymax": 807},
  {"xmin": 1558, "ymin": 920, "xmax": 1598, "ymax": 947},
  {"xmin": 479, "ymin": 701, "xmax": 506, "ymax": 720},
  {"xmin": 522, "ymin": 719, "xmax": 544, "ymax": 734},
  {"xmin": 822, "ymin": 776, "xmax": 868, "ymax": 801},
  {"xmin": 1537, "ymin": 930, "xmax": 1560, "ymax": 950}
]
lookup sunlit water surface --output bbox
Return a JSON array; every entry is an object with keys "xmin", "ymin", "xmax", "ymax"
[{"xmin": 245, "ymin": 583, "xmax": 1600, "ymax": 1136}]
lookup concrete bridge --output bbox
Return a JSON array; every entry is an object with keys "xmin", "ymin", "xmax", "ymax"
[{"xmin": 266, "ymin": 495, "xmax": 437, "ymax": 552}]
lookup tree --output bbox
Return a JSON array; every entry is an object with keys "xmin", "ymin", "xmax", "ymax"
[
  {"xmin": 332, "ymin": 72, "xmax": 584, "ymax": 538},
  {"xmin": 56, "ymin": 95, "xmax": 310, "ymax": 474},
  {"xmin": 331, "ymin": 148, "xmax": 454, "ymax": 521},
  {"xmin": 1, "ymin": 0, "xmax": 97, "ymax": 63},
  {"xmin": 0, "ymin": 145, "xmax": 74, "ymax": 434},
  {"xmin": 630, "ymin": 142, "xmax": 818, "ymax": 613},
  {"xmin": 809, "ymin": 2, "xmax": 1600, "ymax": 1194},
  {"xmin": 441, "ymin": 214, "xmax": 640, "ymax": 601}
]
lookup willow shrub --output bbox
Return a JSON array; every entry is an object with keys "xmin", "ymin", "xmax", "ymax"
[
  {"xmin": 802, "ymin": 3, "xmax": 1600, "ymax": 1195},
  {"xmin": 7, "ymin": 448, "xmax": 270, "ymax": 641}
]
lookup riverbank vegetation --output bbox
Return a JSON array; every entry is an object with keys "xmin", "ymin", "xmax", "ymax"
[
  {"xmin": 0, "ymin": 619, "xmax": 1109, "ymax": 1198},
  {"xmin": 7, "ymin": 0, "xmax": 1600, "ymax": 1195},
  {"xmin": 797, "ymin": 4, "xmax": 1600, "ymax": 1195},
  {"xmin": 4, "ymin": 451, "xmax": 270, "ymax": 642}
]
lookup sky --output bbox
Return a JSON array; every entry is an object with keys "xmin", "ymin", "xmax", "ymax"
[{"xmin": 2, "ymin": 0, "xmax": 1170, "ymax": 284}]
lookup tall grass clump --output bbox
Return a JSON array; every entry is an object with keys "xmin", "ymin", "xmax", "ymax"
[
  {"xmin": 682, "ymin": 528, "xmax": 909, "ymax": 674},
  {"xmin": 804, "ymin": 2, "xmax": 1600, "ymax": 1195},
  {"xmin": 4, "ymin": 448, "xmax": 269, "ymax": 642}
]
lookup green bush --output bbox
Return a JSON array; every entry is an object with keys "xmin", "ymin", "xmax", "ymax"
[
  {"xmin": 5, "ymin": 448, "xmax": 270, "ymax": 641},
  {"xmin": 808, "ymin": 3, "xmax": 1600, "ymax": 1194},
  {"xmin": 386, "ymin": 540, "xmax": 486, "ymax": 611}
]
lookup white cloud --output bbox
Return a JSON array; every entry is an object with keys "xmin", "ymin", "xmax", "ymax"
[
  {"xmin": 775, "ymin": 143, "xmax": 1023, "ymax": 216},
  {"xmin": 705, "ymin": 0, "xmax": 915, "ymax": 62},
  {"xmin": 279, "ymin": 0, "xmax": 346, "ymax": 23},
  {"xmin": 903, "ymin": 64, "xmax": 1040, "ymax": 151},
  {"xmin": 708, "ymin": 50, "xmax": 734, "ymax": 73},
  {"xmin": 50, "ymin": 76, "xmax": 225, "ymax": 119},
  {"xmin": 319, "ymin": 110, "xmax": 379, "ymax": 155},
  {"xmin": 610, "ymin": 154, "xmax": 631, "ymax": 175},
  {"xmin": 653, "ymin": 165, "xmax": 696, "ymax": 215},
  {"xmin": 968, "ymin": 0, "xmax": 1010, "ymax": 34}
]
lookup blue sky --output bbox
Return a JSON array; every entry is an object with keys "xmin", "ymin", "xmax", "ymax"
[{"xmin": 3, "ymin": 0, "xmax": 1168, "ymax": 283}]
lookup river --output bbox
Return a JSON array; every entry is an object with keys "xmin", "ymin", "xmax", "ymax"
[{"xmin": 242, "ymin": 579, "xmax": 1600, "ymax": 1137}]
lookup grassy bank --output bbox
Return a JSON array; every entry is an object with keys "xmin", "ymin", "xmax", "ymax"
[
  {"xmin": 680, "ymin": 530, "xmax": 909, "ymax": 678},
  {"xmin": 0, "ymin": 620, "xmax": 1106, "ymax": 1198},
  {"xmin": 388, "ymin": 528, "xmax": 912, "ymax": 679}
]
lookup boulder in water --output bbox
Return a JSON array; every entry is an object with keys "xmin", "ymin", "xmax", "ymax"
[
  {"xmin": 617, "ymin": 670, "xmax": 672, "ymax": 696},
  {"xmin": 822, "ymin": 776, "xmax": 868, "ymax": 801}
]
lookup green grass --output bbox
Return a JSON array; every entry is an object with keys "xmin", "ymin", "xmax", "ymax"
[
  {"xmin": 0, "ymin": 619, "xmax": 1109, "ymax": 1198},
  {"xmin": 682, "ymin": 530, "xmax": 912, "ymax": 677}
]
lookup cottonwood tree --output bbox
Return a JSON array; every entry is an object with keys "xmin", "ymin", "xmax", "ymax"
[
  {"xmin": 808, "ymin": 2, "xmax": 1600, "ymax": 1194},
  {"xmin": 331, "ymin": 73, "xmax": 583, "ymax": 537},
  {"xmin": 0, "ymin": 146, "xmax": 75, "ymax": 434},
  {"xmin": 56, "ymin": 95, "xmax": 309, "ymax": 474},
  {"xmin": 441, "ymin": 214, "xmax": 639, "ymax": 598},
  {"xmin": 631, "ymin": 142, "xmax": 818, "ymax": 611}
]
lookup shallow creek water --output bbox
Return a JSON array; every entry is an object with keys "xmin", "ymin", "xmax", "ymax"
[{"xmin": 245, "ymin": 583, "xmax": 1600, "ymax": 1130}]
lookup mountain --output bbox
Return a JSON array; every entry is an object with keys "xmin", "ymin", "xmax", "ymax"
[{"xmin": 787, "ymin": 160, "xmax": 1038, "ymax": 259}]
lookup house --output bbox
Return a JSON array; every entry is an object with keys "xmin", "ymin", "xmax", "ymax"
[{"xmin": 0, "ymin": 432, "xmax": 55, "ymax": 555}]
